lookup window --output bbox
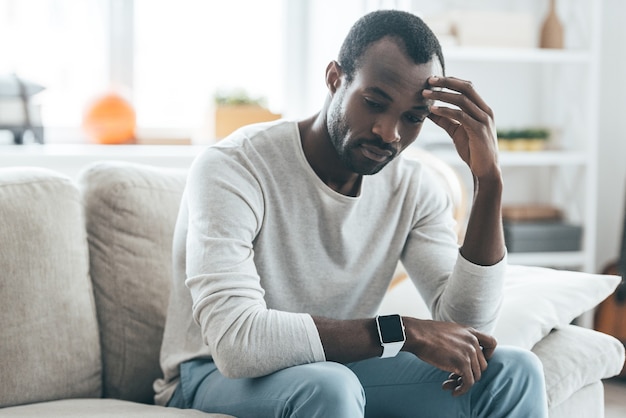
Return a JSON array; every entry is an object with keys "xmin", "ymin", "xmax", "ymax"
[
  {"xmin": 3, "ymin": 1, "xmax": 420, "ymax": 143},
  {"xmin": 0, "ymin": 0, "xmax": 109, "ymax": 142},
  {"xmin": 133, "ymin": 0, "xmax": 284, "ymax": 141},
  {"xmin": 1, "ymin": 0, "xmax": 285, "ymax": 143}
]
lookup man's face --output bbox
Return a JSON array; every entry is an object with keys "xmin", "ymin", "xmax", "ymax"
[{"xmin": 326, "ymin": 38, "xmax": 437, "ymax": 175}]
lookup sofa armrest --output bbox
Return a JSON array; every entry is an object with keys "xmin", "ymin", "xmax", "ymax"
[{"xmin": 531, "ymin": 324, "xmax": 625, "ymax": 408}]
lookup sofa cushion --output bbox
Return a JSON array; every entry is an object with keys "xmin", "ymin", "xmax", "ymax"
[
  {"xmin": 531, "ymin": 324, "xmax": 625, "ymax": 407},
  {"xmin": 493, "ymin": 265, "xmax": 620, "ymax": 349},
  {"xmin": 79, "ymin": 161, "xmax": 187, "ymax": 404},
  {"xmin": 0, "ymin": 168, "xmax": 101, "ymax": 407},
  {"xmin": 380, "ymin": 264, "xmax": 620, "ymax": 349}
]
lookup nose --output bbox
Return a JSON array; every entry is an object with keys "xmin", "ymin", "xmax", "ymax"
[{"xmin": 372, "ymin": 116, "xmax": 400, "ymax": 143}]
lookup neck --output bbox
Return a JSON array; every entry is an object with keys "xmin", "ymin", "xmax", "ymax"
[{"xmin": 298, "ymin": 109, "xmax": 362, "ymax": 197}]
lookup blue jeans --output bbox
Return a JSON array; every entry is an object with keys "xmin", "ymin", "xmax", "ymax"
[{"xmin": 168, "ymin": 346, "xmax": 548, "ymax": 418}]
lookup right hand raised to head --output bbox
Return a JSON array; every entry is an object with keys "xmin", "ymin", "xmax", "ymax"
[{"xmin": 401, "ymin": 317, "xmax": 497, "ymax": 396}]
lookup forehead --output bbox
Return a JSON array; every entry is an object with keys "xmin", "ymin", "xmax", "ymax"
[{"xmin": 352, "ymin": 38, "xmax": 436, "ymax": 94}]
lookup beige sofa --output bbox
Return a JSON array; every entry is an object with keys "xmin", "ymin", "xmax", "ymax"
[{"xmin": 0, "ymin": 160, "xmax": 623, "ymax": 417}]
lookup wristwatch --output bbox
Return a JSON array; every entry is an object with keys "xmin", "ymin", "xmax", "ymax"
[{"xmin": 375, "ymin": 314, "xmax": 406, "ymax": 358}]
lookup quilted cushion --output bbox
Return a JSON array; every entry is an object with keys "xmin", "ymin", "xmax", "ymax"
[
  {"xmin": 0, "ymin": 168, "xmax": 101, "ymax": 407},
  {"xmin": 79, "ymin": 161, "xmax": 187, "ymax": 404}
]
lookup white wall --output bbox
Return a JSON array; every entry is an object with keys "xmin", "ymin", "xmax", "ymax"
[{"xmin": 596, "ymin": 0, "xmax": 626, "ymax": 272}]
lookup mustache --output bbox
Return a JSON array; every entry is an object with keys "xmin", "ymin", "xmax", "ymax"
[{"xmin": 357, "ymin": 138, "xmax": 399, "ymax": 157}]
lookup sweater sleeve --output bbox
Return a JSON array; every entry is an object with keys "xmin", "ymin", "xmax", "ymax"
[
  {"xmin": 400, "ymin": 168, "xmax": 506, "ymax": 333},
  {"xmin": 435, "ymin": 252, "xmax": 506, "ymax": 333},
  {"xmin": 184, "ymin": 150, "xmax": 325, "ymax": 378}
]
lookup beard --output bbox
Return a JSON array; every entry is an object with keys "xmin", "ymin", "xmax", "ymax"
[{"xmin": 326, "ymin": 93, "xmax": 395, "ymax": 176}]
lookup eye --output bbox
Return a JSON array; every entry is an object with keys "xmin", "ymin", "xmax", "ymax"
[
  {"xmin": 364, "ymin": 97, "xmax": 383, "ymax": 110},
  {"xmin": 404, "ymin": 113, "xmax": 425, "ymax": 124}
]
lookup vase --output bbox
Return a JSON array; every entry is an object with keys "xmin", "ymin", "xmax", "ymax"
[{"xmin": 540, "ymin": 0, "xmax": 564, "ymax": 49}]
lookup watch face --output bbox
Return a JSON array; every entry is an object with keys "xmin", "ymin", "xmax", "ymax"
[{"xmin": 378, "ymin": 314, "xmax": 405, "ymax": 343}]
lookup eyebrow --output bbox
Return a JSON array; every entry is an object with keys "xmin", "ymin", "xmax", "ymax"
[{"xmin": 364, "ymin": 86, "xmax": 430, "ymax": 113}]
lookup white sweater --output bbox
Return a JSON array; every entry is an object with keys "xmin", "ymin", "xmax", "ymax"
[{"xmin": 154, "ymin": 120, "xmax": 505, "ymax": 405}]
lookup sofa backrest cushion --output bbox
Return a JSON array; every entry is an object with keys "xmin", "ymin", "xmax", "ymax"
[
  {"xmin": 79, "ymin": 161, "xmax": 186, "ymax": 404},
  {"xmin": 0, "ymin": 168, "xmax": 102, "ymax": 407}
]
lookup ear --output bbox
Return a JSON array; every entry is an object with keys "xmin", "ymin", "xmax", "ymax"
[{"xmin": 325, "ymin": 61, "xmax": 343, "ymax": 94}]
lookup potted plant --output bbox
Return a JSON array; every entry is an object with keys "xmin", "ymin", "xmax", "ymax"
[
  {"xmin": 213, "ymin": 89, "xmax": 281, "ymax": 139},
  {"xmin": 497, "ymin": 128, "xmax": 550, "ymax": 151}
]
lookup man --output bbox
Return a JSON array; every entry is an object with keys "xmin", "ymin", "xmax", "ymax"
[{"xmin": 156, "ymin": 10, "xmax": 548, "ymax": 417}]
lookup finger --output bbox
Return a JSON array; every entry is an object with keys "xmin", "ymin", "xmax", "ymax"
[
  {"xmin": 423, "ymin": 88, "xmax": 485, "ymax": 123},
  {"xmin": 453, "ymin": 376, "xmax": 470, "ymax": 397},
  {"xmin": 442, "ymin": 379, "xmax": 457, "ymax": 392},
  {"xmin": 428, "ymin": 76, "xmax": 492, "ymax": 117},
  {"xmin": 427, "ymin": 113, "xmax": 470, "ymax": 162},
  {"xmin": 455, "ymin": 364, "xmax": 475, "ymax": 396},
  {"xmin": 427, "ymin": 112, "xmax": 464, "ymax": 139},
  {"xmin": 442, "ymin": 374, "xmax": 463, "ymax": 393},
  {"xmin": 482, "ymin": 345, "xmax": 496, "ymax": 360},
  {"xmin": 474, "ymin": 331, "xmax": 498, "ymax": 360},
  {"xmin": 429, "ymin": 105, "xmax": 481, "ymax": 133},
  {"xmin": 470, "ymin": 345, "xmax": 483, "ymax": 382},
  {"xmin": 478, "ymin": 348, "xmax": 488, "ymax": 372},
  {"xmin": 469, "ymin": 333, "xmax": 489, "ymax": 373}
]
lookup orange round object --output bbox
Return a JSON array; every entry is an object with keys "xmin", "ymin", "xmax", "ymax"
[{"xmin": 82, "ymin": 92, "xmax": 136, "ymax": 144}]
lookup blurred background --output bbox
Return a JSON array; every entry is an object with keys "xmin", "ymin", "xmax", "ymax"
[{"xmin": 0, "ymin": 0, "xmax": 624, "ymax": 275}]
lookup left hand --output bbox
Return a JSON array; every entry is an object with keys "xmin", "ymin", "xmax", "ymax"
[{"xmin": 424, "ymin": 76, "xmax": 500, "ymax": 181}]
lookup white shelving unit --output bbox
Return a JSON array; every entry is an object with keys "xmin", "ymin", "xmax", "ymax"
[
  {"xmin": 412, "ymin": 0, "xmax": 602, "ymax": 272},
  {"xmin": 434, "ymin": 149, "xmax": 588, "ymax": 167}
]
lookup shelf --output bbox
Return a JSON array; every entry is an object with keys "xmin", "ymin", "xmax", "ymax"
[
  {"xmin": 429, "ymin": 0, "xmax": 602, "ymax": 274},
  {"xmin": 507, "ymin": 251, "xmax": 586, "ymax": 269},
  {"xmin": 442, "ymin": 47, "xmax": 592, "ymax": 64},
  {"xmin": 430, "ymin": 149, "xmax": 588, "ymax": 167},
  {"xmin": 499, "ymin": 151, "xmax": 588, "ymax": 166}
]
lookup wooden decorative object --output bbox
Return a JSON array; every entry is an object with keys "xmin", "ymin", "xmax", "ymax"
[{"xmin": 540, "ymin": 0, "xmax": 564, "ymax": 49}]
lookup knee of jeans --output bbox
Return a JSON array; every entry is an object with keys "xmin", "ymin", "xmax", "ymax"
[
  {"xmin": 489, "ymin": 346, "xmax": 545, "ymax": 384},
  {"xmin": 288, "ymin": 362, "xmax": 365, "ymax": 411}
]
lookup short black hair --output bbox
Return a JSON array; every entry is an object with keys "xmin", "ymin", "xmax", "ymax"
[{"xmin": 338, "ymin": 10, "xmax": 444, "ymax": 82}]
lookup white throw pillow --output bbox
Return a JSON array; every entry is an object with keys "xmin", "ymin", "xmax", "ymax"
[
  {"xmin": 493, "ymin": 265, "xmax": 620, "ymax": 348},
  {"xmin": 380, "ymin": 264, "xmax": 621, "ymax": 349}
]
